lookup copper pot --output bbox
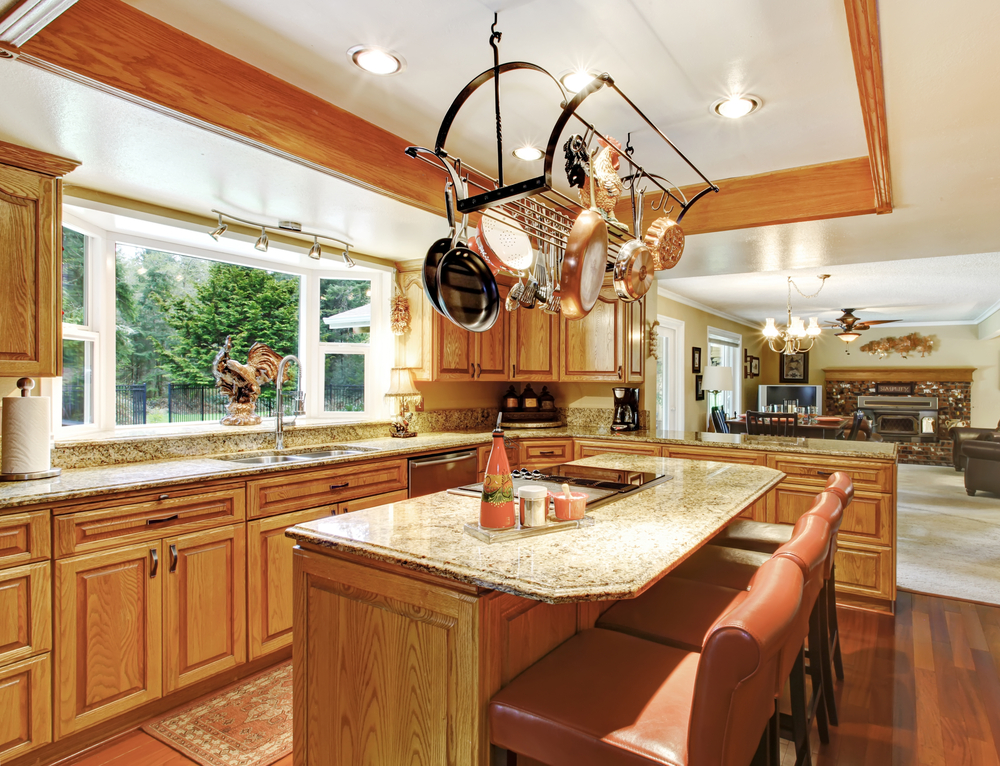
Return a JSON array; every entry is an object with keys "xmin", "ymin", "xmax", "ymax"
[
  {"xmin": 613, "ymin": 188, "xmax": 654, "ymax": 302},
  {"xmin": 644, "ymin": 215, "xmax": 685, "ymax": 270},
  {"xmin": 561, "ymin": 147, "xmax": 609, "ymax": 320}
]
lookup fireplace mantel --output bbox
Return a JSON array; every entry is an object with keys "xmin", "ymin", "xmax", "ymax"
[{"xmin": 822, "ymin": 367, "xmax": 975, "ymax": 383}]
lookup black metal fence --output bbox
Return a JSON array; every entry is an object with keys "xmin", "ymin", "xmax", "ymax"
[
  {"xmin": 117, "ymin": 384, "xmax": 147, "ymax": 425},
  {"xmin": 325, "ymin": 385, "xmax": 364, "ymax": 412},
  {"xmin": 167, "ymin": 384, "xmax": 276, "ymax": 422}
]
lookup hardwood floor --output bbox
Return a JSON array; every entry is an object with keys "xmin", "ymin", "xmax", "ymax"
[{"xmin": 62, "ymin": 590, "xmax": 1000, "ymax": 766}]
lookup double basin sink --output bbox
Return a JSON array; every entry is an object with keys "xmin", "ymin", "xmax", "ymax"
[{"xmin": 217, "ymin": 446, "xmax": 377, "ymax": 466}]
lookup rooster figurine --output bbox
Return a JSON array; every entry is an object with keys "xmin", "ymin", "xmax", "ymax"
[
  {"xmin": 212, "ymin": 336, "xmax": 288, "ymax": 425},
  {"xmin": 578, "ymin": 136, "xmax": 625, "ymax": 228}
]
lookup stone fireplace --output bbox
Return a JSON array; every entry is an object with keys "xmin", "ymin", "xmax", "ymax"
[{"xmin": 823, "ymin": 367, "xmax": 975, "ymax": 466}]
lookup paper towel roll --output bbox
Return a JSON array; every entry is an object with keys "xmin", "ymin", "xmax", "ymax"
[{"xmin": 1, "ymin": 395, "xmax": 52, "ymax": 475}]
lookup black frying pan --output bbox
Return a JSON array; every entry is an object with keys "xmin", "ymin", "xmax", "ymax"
[
  {"xmin": 435, "ymin": 246, "xmax": 500, "ymax": 332},
  {"xmin": 422, "ymin": 184, "xmax": 456, "ymax": 316}
]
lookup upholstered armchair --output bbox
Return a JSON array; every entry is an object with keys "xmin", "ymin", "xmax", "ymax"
[
  {"xmin": 963, "ymin": 437, "xmax": 1000, "ymax": 496},
  {"xmin": 951, "ymin": 420, "xmax": 1000, "ymax": 471}
]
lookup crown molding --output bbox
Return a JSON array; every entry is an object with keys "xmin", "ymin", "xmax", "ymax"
[
  {"xmin": 0, "ymin": 0, "xmax": 76, "ymax": 46},
  {"xmin": 656, "ymin": 285, "xmax": 759, "ymax": 329}
]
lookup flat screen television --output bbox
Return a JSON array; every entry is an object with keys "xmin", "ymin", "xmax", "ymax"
[{"xmin": 757, "ymin": 385, "xmax": 823, "ymax": 414}]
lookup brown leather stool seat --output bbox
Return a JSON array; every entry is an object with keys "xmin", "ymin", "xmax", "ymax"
[{"xmin": 490, "ymin": 557, "xmax": 804, "ymax": 766}]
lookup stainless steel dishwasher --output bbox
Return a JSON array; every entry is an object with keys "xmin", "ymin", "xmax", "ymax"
[{"xmin": 407, "ymin": 450, "xmax": 478, "ymax": 498}]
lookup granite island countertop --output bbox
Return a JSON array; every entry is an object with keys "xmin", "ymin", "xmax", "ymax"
[
  {"xmin": 0, "ymin": 426, "xmax": 895, "ymax": 511},
  {"xmin": 286, "ymin": 454, "xmax": 785, "ymax": 603}
]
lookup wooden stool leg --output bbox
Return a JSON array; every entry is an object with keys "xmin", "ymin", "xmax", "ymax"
[
  {"xmin": 816, "ymin": 583, "xmax": 839, "ymax": 726},
  {"xmin": 789, "ymin": 649, "xmax": 813, "ymax": 766},
  {"xmin": 809, "ymin": 607, "xmax": 831, "ymax": 745},
  {"xmin": 828, "ymin": 565, "xmax": 845, "ymax": 681},
  {"xmin": 769, "ymin": 705, "xmax": 781, "ymax": 766}
]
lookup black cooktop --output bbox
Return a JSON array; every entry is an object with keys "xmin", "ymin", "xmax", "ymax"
[{"xmin": 513, "ymin": 464, "xmax": 669, "ymax": 494}]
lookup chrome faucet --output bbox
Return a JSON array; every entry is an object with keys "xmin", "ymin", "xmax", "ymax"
[{"xmin": 275, "ymin": 355, "xmax": 303, "ymax": 451}]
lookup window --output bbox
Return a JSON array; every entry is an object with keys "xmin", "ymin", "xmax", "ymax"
[
  {"xmin": 707, "ymin": 327, "xmax": 742, "ymax": 420},
  {"xmin": 60, "ymin": 226, "xmax": 98, "ymax": 428},
  {"xmin": 115, "ymin": 244, "xmax": 300, "ymax": 425},
  {"xmin": 319, "ymin": 278, "xmax": 370, "ymax": 414}
]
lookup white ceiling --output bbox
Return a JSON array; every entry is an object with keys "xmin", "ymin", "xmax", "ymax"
[{"xmin": 0, "ymin": 0, "xmax": 998, "ymax": 321}]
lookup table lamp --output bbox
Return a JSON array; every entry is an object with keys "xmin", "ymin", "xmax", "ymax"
[
  {"xmin": 703, "ymin": 365, "xmax": 734, "ymax": 428},
  {"xmin": 384, "ymin": 367, "xmax": 422, "ymax": 437}
]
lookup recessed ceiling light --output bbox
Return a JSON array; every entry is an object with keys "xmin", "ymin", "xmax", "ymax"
[
  {"xmin": 348, "ymin": 45, "xmax": 405, "ymax": 75},
  {"xmin": 561, "ymin": 70, "xmax": 598, "ymax": 94},
  {"xmin": 512, "ymin": 146, "xmax": 543, "ymax": 161},
  {"xmin": 712, "ymin": 95, "xmax": 762, "ymax": 119}
]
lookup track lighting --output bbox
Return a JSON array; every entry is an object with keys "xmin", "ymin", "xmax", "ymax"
[
  {"xmin": 308, "ymin": 238, "xmax": 322, "ymax": 260},
  {"xmin": 208, "ymin": 209, "xmax": 353, "ymax": 265},
  {"xmin": 209, "ymin": 213, "xmax": 227, "ymax": 240},
  {"xmin": 254, "ymin": 227, "xmax": 269, "ymax": 252}
]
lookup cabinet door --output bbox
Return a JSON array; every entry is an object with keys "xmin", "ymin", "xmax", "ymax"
[
  {"xmin": 625, "ymin": 297, "xmax": 645, "ymax": 382},
  {"xmin": 0, "ymin": 561, "xmax": 51, "ymax": 667},
  {"xmin": 163, "ymin": 525, "xmax": 246, "ymax": 693},
  {"xmin": 433, "ymin": 314, "xmax": 474, "ymax": 380},
  {"xmin": 510, "ymin": 303, "xmax": 560, "ymax": 380},
  {"xmin": 0, "ymin": 654, "xmax": 51, "ymax": 760},
  {"xmin": 0, "ymin": 164, "xmax": 62, "ymax": 377},
  {"xmin": 55, "ymin": 542, "xmax": 162, "ymax": 738},
  {"xmin": 561, "ymin": 285, "xmax": 623, "ymax": 381},
  {"xmin": 248, "ymin": 508, "xmax": 333, "ymax": 660},
  {"xmin": 475, "ymin": 305, "xmax": 508, "ymax": 380},
  {"xmin": 397, "ymin": 271, "xmax": 433, "ymax": 381}
]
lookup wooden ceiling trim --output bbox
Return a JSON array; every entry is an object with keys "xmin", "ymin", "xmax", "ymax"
[
  {"xmin": 616, "ymin": 157, "xmax": 877, "ymax": 236},
  {"xmin": 844, "ymin": 0, "xmax": 893, "ymax": 214},
  {"xmin": 0, "ymin": 137, "xmax": 79, "ymax": 176}
]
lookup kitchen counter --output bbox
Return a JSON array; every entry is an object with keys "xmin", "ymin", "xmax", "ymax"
[
  {"xmin": 0, "ymin": 426, "xmax": 895, "ymax": 511},
  {"xmin": 287, "ymin": 453, "xmax": 784, "ymax": 603}
]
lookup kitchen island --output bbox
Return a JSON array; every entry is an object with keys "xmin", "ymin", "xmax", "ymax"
[{"xmin": 286, "ymin": 453, "xmax": 784, "ymax": 766}]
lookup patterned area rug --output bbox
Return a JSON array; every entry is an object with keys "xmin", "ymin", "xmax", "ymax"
[
  {"xmin": 897, "ymin": 463, "xmax": 1000, "ymax": 606},
  {"xmin": 143, "ymin": 661, "xmax": 292, "ymax": 766}
]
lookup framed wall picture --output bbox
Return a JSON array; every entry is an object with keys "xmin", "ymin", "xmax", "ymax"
[
  {"xmin": 692, "ymin": 347, "xmax": 702, "ymax": 373},
  {"xmin": 694, "ymin": 374, "xmax": 704, "ymax": 400},
  {"xmin": 780, "ymin": 351, "xmax": 808, "ymax": 382},
  {"xmin": 751, "ymin": 356, "xmax": 760, "ymax": 377}
]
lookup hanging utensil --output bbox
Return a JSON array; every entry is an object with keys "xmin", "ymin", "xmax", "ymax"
[
  {"xmin": 613, "ymin": 187, "xmax": 654, "ymax": 302},
  {"xmin": 479, "ymin": 211, "xmax": 534, "ymax": 273},
  {"xmin": 561, "ymin": 145, "xmax": 609, "ymax": 320},
  {"xmin": 422, "ymin": 183, "xmax": 457, "ymax": 317},
  {"xmin": 436, "ymin": 245, "xmax": 501, "ymax": 332},
  {"xmin": 645, "ymin": 206, "xmax": 686, "ymax": 270}
]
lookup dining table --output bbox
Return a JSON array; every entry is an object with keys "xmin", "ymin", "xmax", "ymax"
[{"xmin": 726, "ymin": 416, "xmax": 851, "ymax": 440}]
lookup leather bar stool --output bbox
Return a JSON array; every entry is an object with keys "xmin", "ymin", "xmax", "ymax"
[
  {"xmin": 490, "ymin": 557, "xmax": 804, "ymax": 766},
  {"xmin": 597, "ymin": 511, "xmax": 833, "ymax": 766}
]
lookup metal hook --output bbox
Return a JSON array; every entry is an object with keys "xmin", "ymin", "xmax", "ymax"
[
  {"xmin": 625, "ymin": 132, "xmax": 635, "ymax": 157},
  {"xmin": 650, "ymin": 187, "xmax": 667, "ymax": 212}
]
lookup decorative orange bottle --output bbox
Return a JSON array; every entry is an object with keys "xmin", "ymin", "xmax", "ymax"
[{"xmin": 480, "ymin": 417, "xmax": 515, "ymax": 529}]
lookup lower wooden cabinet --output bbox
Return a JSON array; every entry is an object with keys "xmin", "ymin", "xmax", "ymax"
[
  {"xmin": 520, "ymin": 439, "xmax": 573, "ymax": 470},
  {"xmin": 54, "ymin": 542, "xmax": 163, "ymax": 738},
  {"xmin": 247, "ymin": 507, "xmax": 334, "ymax": 660},
  {"xmin": 163, "ymin": 525, "xmax": 246, "ymax": 693},
  {"xmin": 0, "ymin": 561, "xmax": 51, "ymax": 667},
  {"xmin": 575, "ymin": 439, "xmax": 661, "ymax": 460},
  {"xmin": 0, "ymin": 653, "xmax": 52, "ymax": 760}
]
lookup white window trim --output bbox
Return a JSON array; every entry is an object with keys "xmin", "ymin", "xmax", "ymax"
[
  {"xmin": 53, "ymin": 213, "xmax": 393, "ymax": 439},
  {"xmin": 707, "ymin": 326, "xmax": 743, "ymax": 424}
]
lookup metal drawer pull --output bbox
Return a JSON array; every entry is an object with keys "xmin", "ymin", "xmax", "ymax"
[
  {"xmin": 149, "ymin": 548, "xmax": 158, "ymax": 578},
  {"xmin": 158, "ymin": 493, "xmax": 169, "ymax": 500},
  {"xmin": 330, "ymin": 482, "xmax": 350, "ymax": 490},
  {"xmin": 476, "ymin": 363, "xmax": 482, "ymax": 378},
  {"xmin": 538, "ymin": 451, "xmax": 557, "ymax": 455},
  {"xmin": 169, "ymin": 544, "xmax": 178, "ymax": 573},
  {"xmin": 147, "ymin": 514, "xmax": 179, "ymax": 526},
  {"xmin": 816, "ymin": 470, "xmax": 834, "ymax": 476}
]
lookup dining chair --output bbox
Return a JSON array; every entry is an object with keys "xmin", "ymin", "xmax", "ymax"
[
  {"xmin": 842, "ymin": 411, "xmax": 864, "ymax": 441},
  {"xmin": 711, "ymin": 407, "xmax": 730, "ymax": 434},
  {"xmin": 746, "ymin": 410, "xmax": 799, "ymax": 436}
]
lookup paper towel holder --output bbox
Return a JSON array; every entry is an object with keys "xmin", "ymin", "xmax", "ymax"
[{"xmin": 1, "ymin": 377, "xmax": 62, "ymax": 482}]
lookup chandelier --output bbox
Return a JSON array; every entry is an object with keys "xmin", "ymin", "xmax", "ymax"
[{"xmin": 762, "ymin": 275, "xmax": 829, "ymax": 355}]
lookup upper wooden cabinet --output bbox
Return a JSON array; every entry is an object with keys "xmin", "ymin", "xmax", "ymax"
[
  {"xmin": 561, "ymin": 284, "xmax": 624, "ymax": 382},
  {"xmin": 510, "ymin": 302, "xmax": 560, "ymax": 381},
  {"xmin": 0, "ymin": 141, "xmax": 79, "ymax": 378},
  {"xmin": 432, "ymin": 286, "xmax": 510, "ymax": 381}
]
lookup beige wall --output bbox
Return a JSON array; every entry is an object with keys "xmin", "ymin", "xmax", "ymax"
[{"xmin": 808, "ymin": 324, "xmax": 1000, "ymax": 427}]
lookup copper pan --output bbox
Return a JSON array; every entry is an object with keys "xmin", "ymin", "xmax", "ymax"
[
  {"xmin": 561, "ymin": 146, "xmax": 609, "ymax": 320},
  {"xmin": 613, "ymin": 188, "xmax": 653, "ymax": 302},
  {"xmin": 645, "ymin": 211, "xmax": 685, "ymax": 270}
]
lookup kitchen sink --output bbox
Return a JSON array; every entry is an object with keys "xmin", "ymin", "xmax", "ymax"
[
  {"xmin": 289, "ymin": 449, "xmax": 368, "ymax": 459},
  {"xmin": 217, "ymin": 446, "xmax": 375, "ymax": 465},
  {"xmin": 220, "ymin": 454, "xmax": 310, "ymax": 465}
]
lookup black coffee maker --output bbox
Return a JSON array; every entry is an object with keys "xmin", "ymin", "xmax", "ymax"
[{"xmin": 612, "ymin": 387, "xmax": 640, "ymax": 431}]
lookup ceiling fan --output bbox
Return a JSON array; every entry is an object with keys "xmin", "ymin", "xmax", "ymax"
[{"xmin": 824, "ymin": 308, "xmax": 901, "ymax": 344}]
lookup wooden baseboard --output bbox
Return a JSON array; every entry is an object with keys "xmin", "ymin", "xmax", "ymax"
[
  {"xmin": 7, "ymin": 647, "xmax": 291, "ymax": 766},
  {"xmin": 837, "ymin": 590, "xmax": 895, "ymax": 615}
]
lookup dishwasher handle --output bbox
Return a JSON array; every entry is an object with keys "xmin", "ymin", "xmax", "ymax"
[{"xmin": 408, "ymin": 451, "xmax": 477, "ymax": 468}]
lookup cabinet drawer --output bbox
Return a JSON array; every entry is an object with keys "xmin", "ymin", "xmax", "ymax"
[
  {"xmin": 574, "ymin": 440, "xmax": 661, "ymax": 460},
  {"xmin": 0, "ymin": 562, "xmax": 51, "ymax": 666},
  {"xmin": 765, "ymin": 455, "xmax": 894, "ymax": 493},
  {"xmin": 664, "ymin": 447, "xmax": 766, "ymax": 466},
  {"xmin": 249, "ymin": 459, "xmax": 407, "ymax": 518},
  {"xmin": 520, "ymin": 440, "xmax": 573, "ymax": 467},
  {"xmin": 834, "ymin": 543, "xmax": 894, "ymax": 602},
  {"xmin": 54, "ymin": 485, "xmax": 245, "ymax": 557},
  {"xmin": 338, "ymin": 489, "xmax": 409, "ymax": 515},
  {"xmin": 770, "ymin": 485, "xmax": 893, "ymax": 546},
  {"xmin": 0, "ymin": 653, "xmax": 51, "ymax": 761},
  {"xmin": 0, "ymin": 511, "xmax": 50, "ymax": 569}
]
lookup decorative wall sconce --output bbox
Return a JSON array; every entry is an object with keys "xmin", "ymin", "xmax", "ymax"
[
  {"xmin": 209, "ymin": 209, "xmax": 355, "ymax": 267},
  {"xmin": 859, "ymin": 333, "xmax": 936, "ymax": 359},
  {"xmin": 647, "ymin": 320, "xmax": 660, "ymax": 360}
]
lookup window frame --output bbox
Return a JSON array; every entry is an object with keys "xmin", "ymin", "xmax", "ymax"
[{"xmin": 706, "ymin": 326, "xmax": 743, "ymax": 423}]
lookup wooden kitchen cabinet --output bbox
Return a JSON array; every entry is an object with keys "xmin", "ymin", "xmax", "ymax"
[
  {"xmin": 0, "ymin": 561, "xmax": 51, "ymax": 667},
  {"xmin": 0, "ymin": 509, "xmax": 50, "ymax": 569},
  {"xmin": 337, "ymin": 488, "xmax": 409, "ymax": 514},
  {"xmin": 398, "ymin": 271, "xmax": 433, "ymax": 381},
  {"xmin": 561, "ymin": 284, "xmax": 624, "ymax": 381},
  {"xmin": 0, "ymin": 142, "xmax": 78, "ymax": 378},
  {"xmin": 54, "ymin": 542, "xmax": 162, "ymax": 738},
  {"xmin": 575, "ymin": 439, "xmax": 661, "ymax": 460},
  {"xmin": 625, "ymin": 297, "xmax": 645, "ymax": 383},
  {"xmin": 162, "ymin": 524, "xmax": 246, "ymax": 693},
  {"xmin": 0, "ymin": 653, "xmax": 51, "ymax": 761},
  {"xmin": 432, "ymin": 290, "xmax": 509, "ymax": 381},
  {"xmin": 520, "ymin": 439, "xmax": 573, "ymax": 470},
  {"xmin": 510, "ymin": 301, "xmax": 560, "ymax": 380}
]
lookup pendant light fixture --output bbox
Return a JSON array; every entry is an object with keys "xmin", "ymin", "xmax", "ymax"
[
  {"xmin": 208, "ymin": 209, "xmax": 353, "ymax": 265},
  {"xmin": 762, "ymin": 275, "xmax": 829, "ymax": 355}
]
